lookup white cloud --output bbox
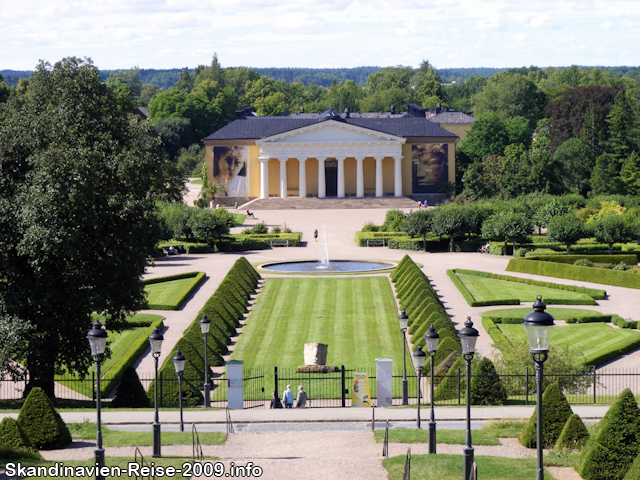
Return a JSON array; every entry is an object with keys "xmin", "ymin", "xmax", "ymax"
[
  {"xmin": 477, "ymin": 17, "xmax": 501, "ymax": 30},
  {"xmin": 530, "ymin": 14, "xmax": 552, "ymax": 28},
  {"xmin": 601, "ymin": 21, "xmax": 612, "ymax": 29}
]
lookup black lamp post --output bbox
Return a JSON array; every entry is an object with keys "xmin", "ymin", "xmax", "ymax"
[
  {"xmin": 398, "ymin": 310, "xmax": 409, "ymax": 406},
  {"xmin": 413, "ymin": 345, "xmax": 426, "ymax": 429},
  {"xmin": 149, "ymin": 327, "xmax": 164, "ymax": 458},
  {"xmin": 200, "ymin": 314, "xmax": 211, "ymax": 408},
  {"xmin": 87, "ymin": 321, "xmax": 107, "ymax": 480},
  {"xmin": 172, "ymin": 349, "xmax": 186, "ymax": 432},
  {"xmin": 524, "ymin": 296, "xmax": 554, "ymax": 480},
  {"xmin": 459, "ymin": 317, "xmax": 479, "ymax": 480},
  {"xmin": 425, "ymin": 324, "xmax": 440, "ymax": 454}
]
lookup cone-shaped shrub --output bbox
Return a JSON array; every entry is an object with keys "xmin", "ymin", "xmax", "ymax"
[
  {"xmin": 111, "ymin": 366, "xmax": 149, "ymax": 408},
  {"xmin": 519, "ymin": 383, "xmax": 573, "ymax": 448},
  {"xmin": 434, "ymin": 356, "xmax": 465, "ymax": 401},
  {"xmin": 623, "ymin": 451, "xmax": 640, "ymax": 480},
  {"xmin": 555, "ymin": 414, "xmax": 589, "ymax": 450},
  {"xmin": 0, "ymin": 417, "xmax": 32, "ymax": 449},
  {"xmin": 431, "ymin": 336, "xmax": 461, "ymax": 367},
  {"xmin": 470, "ymin": 358, "xmax": 507, "ymax": 405},
  {"xmin": 17, "ymin": 388, "xmax": 71, "ymax": 450},
  {"xmin": 576, "ymin": 389, "xmax": 640, "ymax": 480},
  {"xmin": 433, "ymin": 350, "xmax": 460, "ymax": 387}
]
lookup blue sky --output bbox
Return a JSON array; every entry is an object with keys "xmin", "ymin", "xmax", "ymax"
[{"xmin": 1, "ymin": 0, "xmax": 639, "ymax": 71}]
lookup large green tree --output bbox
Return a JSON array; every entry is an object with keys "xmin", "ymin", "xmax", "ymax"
[{"xmin": 0, "ymin": 57, "xmax": 165, "ymax": 396}]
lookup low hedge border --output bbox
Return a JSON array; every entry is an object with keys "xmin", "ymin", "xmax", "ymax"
[
  {"xmin": 507, "ymin": 258, "xmax": 640, "ymax": 289},
  {"xmin": 239, "ymin": 232, "xmax": 303, "ymax": 247},
  {"xmin": 447, "ymin": 270, "xmax": 521, "ymax": 307},
  {"xmin": 481, "ymin": 318, "xmax": 509, "ymax": 345},
  {"xmin": 143, "ymin": 272, "xmax": 206, "ymax": 310},
  {"xmin": 528, "ymin": 254, "xmax": 637, "ymax": 265},
  {"xmin": 453, "ymin": 269, "xmax": 606, "ymax": 300}
]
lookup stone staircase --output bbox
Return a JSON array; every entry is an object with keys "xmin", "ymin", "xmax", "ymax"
[{"xmin": 243, "ymin": 196, "xmax": 422, "ymax": 210}]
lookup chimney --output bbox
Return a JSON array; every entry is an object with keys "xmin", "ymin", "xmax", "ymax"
[
  {"xmin": 210, "ymin": 124, "xmax": 216, "ymax": 134},
  {"xmin": 301, "ymin": 107, "xmax": 305, "ymax": 113},
  {"xmin": 344, "ymin": 107, "xmax": 350, "ymax": 118},
  {"xmin": 435, "ymin": 103, "xmax": 442, "ymax": 114},
  {"xmin": 390, "ymin": 104, "xmax": 396, "ymax": 114},
  {"xmin": 235, "ymin": 110, "xmax": 245, "ymax": 120}
]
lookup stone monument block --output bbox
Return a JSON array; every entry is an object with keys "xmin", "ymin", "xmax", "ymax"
[{"xmin": 304, "ymin": 343, "xmax": 328, "ymax": 366}]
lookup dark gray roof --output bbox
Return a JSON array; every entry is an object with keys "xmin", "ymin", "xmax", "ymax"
[
  {"xmin": 428, "ymin": 111, "xmax": 475, "ymax": 125},
  {"xmin": 203, "ymin": 115, "xmax": 457, "ymax": 141}
]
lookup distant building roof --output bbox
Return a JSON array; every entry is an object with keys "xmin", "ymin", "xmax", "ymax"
[
  {"xmin": 136, "ymin": 106, "xmax": 149, "ymax": 120},
  {"xmin": 425, "ymin": 104, "xmax": 475, "ymax": 125}
]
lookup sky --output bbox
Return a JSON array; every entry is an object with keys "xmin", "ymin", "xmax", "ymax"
[{"xmin": 1, "ymin": 0, "xmax": 639, "ymax": 72}]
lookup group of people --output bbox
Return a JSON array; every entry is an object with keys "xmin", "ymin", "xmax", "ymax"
[
  {"xmin": 270, "ymin": 385, "xmax": 307, "ymax": 408},
  {"xmin": 417, "ymin": 199, "xmax": 429, "ymax": 209}
]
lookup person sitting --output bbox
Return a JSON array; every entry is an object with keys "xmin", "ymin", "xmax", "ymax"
[
  {"xmin": 246, "ymin": 210, "xmax": 255, "ymax": 219},
  {"xmin": 168, "ymin": 245, "xmax": 178, "ymax": 255}
]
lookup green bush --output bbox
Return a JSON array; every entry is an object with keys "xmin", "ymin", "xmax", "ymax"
[
  {"xmin": 481, "ymin": 318, "xmax": 508, "ymax": 345},
  {"xmin": 574, "ymin": 258, "xmax": 594, "ymax": 267},
  {"xmin": 0, "ymin": 417, "xmax": 32, "ymax": 449},
  {"xmin": 17, "ymin": 388, "xmax": 71, "ymax": 450},
  {"xmin": 432, "ymin": 337, "xmax": 462, "ymax": 368},
  {"xmin": 614, "ymin": 262, "xmax": 629, "ymax": 271},
  {"xmin": 470, "ymin": 358, "xmax": 507, "ymax": 405},
  {"xmin": 519, "ymin": 383, "xmax": 573, "ymax": 449},
  {"xmin": 0, "ymin": 445, "xmax": 42, "ymax": 460},
  {"xmin": 242, "ymin": 221, "xmax": 269, "ymax": 234},
  {"xmin": 434, "ymin": 356, "xmax": 465, "ymax": 401},
  {"xmin": 555, "ymin": 414, "xmax": 589, "ymax": 450},
  {"xmin": 577, "ymin": 389, "xmax": 640, "ymax": 480},
  {"xmin": 111, "ymin": 366, "xmax": 149, "ymax": 408},
  {"xmin": 623, "ymin": 451, "xmax": 640, "ymax": 480}
]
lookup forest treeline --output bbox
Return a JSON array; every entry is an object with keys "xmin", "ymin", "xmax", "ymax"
[{"xmin": 1, "ymin": 55, "xmax": 639, "ymax": 200}]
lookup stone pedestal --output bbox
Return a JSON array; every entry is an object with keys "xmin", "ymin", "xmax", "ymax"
[
  {"xmin": 376, "ymin": 357, "xmax": 393, "ymax": 407},
  {"xmin": 304, "ymin": 343, "xmax": 328, "ymax": 366}
]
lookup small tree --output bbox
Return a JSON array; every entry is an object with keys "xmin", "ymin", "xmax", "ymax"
[
  {"xmin": 0, "ymin": 417, "xmax": 32, "ymax": 449},
  {"xmin": 470, "ymin": 358, "xmax": 507, "ymax": 405},
  {"xmin": 188, "ymin": 209, "xmax": 235, "ymax": 245},
  {"xmin": 519, "ymin": 383, "xmax": 573, "ymax": 448},
  {"xmin": 111, "ymin": 366, "xmax": 149, "ymax": 408},
  {"xmin": 547, "ymin": 213, "xmax": 588, "ymax": 254},
  {"xmin": 403, "ymin": 210, "xmax": 433, "ymax": 251},
  {"xmin": 17, "ymin": 387, "xmax": 71, "ymax": 450},
  {"xmin": 482, "ymin": 210, "xmax": 533, "ymax": 255},
  {"xmin": 592, "ymin": 214, "xmax": 630, "ymax": 255},
  {"xmin": 555, "ymin": 413, "xmax": 589, "ymax": 450},
  {"xmin": 431, "ymin": 205, "xmax": 468, "ymax": 252}
]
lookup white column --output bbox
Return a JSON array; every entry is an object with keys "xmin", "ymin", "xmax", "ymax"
[
  {"xmin": 394, "ymin": 156, "xmax": 403, "ymax": 197},
  {"xmin": 336, "ymin": 156, "xmax": 346, "ymax": 198},
  {"xmin": 298, "ymin": 158, "xmax": 307, "ymax": 198},
  {"xmin": 279, "ymin": 158, "xmax": 287, "ymax": 199},
  {"xmin": 317, "ymin": 157, "xmax": 326, "ymax": 198},
  {"xmin": 355, "ymin": 157, "xmax": 364, "ymax": 198},
  {"xmin": 375, "ymin": 157, "xmax": 384, "ymax": 198},
  {"xmin": 259, "ymin": 157, "xmax": 269, "ymax": 199}
]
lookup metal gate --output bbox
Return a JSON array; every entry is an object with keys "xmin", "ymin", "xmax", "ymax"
[{"xmin": 243, "ymin": 366, "xmax": 265, "ymax": 409}]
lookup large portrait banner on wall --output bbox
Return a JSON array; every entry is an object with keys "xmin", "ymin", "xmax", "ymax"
[
  {"xmin": 412, "ymin": 143, "xmax": 448, "ymax": 193},
  {"xmin": 213, "ymin": 146, "xmax": 248, "ymax": 197}
]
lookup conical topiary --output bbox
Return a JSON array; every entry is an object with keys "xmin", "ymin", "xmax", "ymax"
[
  {"xmin": 432, "ymin": 337, "xmax": 462, "ymax": 368},
  {"xmin": 623, "ymin": 451, "xmax": 640, "ymax": 480},
  {"xmin": 433, "ymin": 350, "xmax": 460, "ymax": 387},
  {"xmin": 576, "ymin": 389, "xmax": 640, "ymax": 480},
  {"xmin": 111, "ymin": 366, "xmax": 149, "ymax": 408},
  {"xmin": 0, "ymin": 417, "xmax": 32, "ymax": 449},
  {"xmin": 555, "ymin": 413, "xmax": 589, "ymax": 450},
  {"xmin": 470, "ymin": 358, "xmax": 507, "ymax": 405},
  {"xmin": 17, "ymin": 387, "xmax": 72, "ymax": 450},
  {"xmin": 519, "ymin": 383, "xmax": 573, "ymax": 448},
  {"xmin": 434, "ymin": 356, "xmax": 468, "ymax": 402}
]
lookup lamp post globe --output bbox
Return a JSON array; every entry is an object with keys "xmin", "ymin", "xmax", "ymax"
[
  {"xmin": 200, "ymin": 314, "xmax": 211, "ymax": 407},
  {"xmin": 413, "ymin": 345, "xmax": 426, "ymax": 429},
  {"xmin": 87, "ymin": 321, "xmax": 107, "ymax": 480},
  {"xmin": 524, "ymin": 296, "xmax": 554, "ymax": 480},
  {"xmin": 425, "ymin": 324, "xmax": 440, "ymax": 454},
  {"xmin": 398, "ymin": 309, "xmax": 409, "ymax": 406},
  {"xmin": 148, "ymin": 327, "xmax": 164, "ymax": 458},
  {"xmin": 458, "ymin": 317, "xmax": 478, "ymax": 480},
  {"xmin": 172, "ymin": 349, "xmax": 186, "ymax": 432}
]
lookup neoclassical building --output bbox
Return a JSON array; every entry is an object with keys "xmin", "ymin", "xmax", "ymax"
[{"xmin": 202, "ymin": 105, "xmax": 472, "ymax": 203}]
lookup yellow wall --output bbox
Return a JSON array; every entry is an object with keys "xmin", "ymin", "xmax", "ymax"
[{"xmin": 441, "ymin": 124, "xmax": 472, "ymax": 144}]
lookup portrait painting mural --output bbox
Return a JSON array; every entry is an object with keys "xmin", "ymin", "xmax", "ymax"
[
  {"xmin": 411, "ymin": 143, "xmax": 449, "ymax": 193},
  {"xmin": 213, "ymin": 146, "xmax": 248, "ymax": 197}
]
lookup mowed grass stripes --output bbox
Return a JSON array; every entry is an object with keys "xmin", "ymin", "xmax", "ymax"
[{"xmin": 230, "ymin": 277, "xmax": 404, "ymax": 368}]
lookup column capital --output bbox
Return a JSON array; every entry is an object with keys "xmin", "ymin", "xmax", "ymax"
[
  {"xmin": 354, "ymin": 157, "xmax": 365, "ymax": 161},
  {"xmin": 316, "ymin": 156, "xmax": 327, "ymax": 162},
  {"xmin": 278, "ymin": 157, "xmax": 289, "ymax": 162},
  {"xmin": 298, "ymin": 157, "xmax": 307, "ymax": 162},
  {"xmin": 258, "ymin": 156, "xmax": 270, "ymax": 162},
  {"xmin": 335, "ymin": 156, "xmax": 346, "ymax": 161},
  {"xmin": 374, "ymin": 156, "xmax": 385, "ymax": 161},
  {"xmin": 393, "ymin": 156, "xmax": 403, "ymax": 161}
]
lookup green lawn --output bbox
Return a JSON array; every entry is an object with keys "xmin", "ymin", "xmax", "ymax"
[
  {"xmin": 144, "ymin": 274, "xmax": 204, "ymax": 310},
  {"xmin": 498, "ymin": 321, "xmax": 640, "ymax": 366},
  {"xmin": 455, "ymin": 273, "xmax": 595, "ymax": 304},
  {"xmin": 229, "ymin": 277, "xmax": 412, "ymax": 396}
]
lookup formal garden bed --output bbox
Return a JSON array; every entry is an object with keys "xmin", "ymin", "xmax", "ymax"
[{"xmin": 142, "ymin": 271, "xmax": 205, "ymax": 310}]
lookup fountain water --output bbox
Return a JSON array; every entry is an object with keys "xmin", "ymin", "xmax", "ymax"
[{"xmin": 318, "ymin": 224, "xmax": 330, "ymax": 269}]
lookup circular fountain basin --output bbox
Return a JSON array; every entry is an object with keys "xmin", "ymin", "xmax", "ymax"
[{"xmin": 262, "ymin": 260, "xmax": 394, "ymax": 273}]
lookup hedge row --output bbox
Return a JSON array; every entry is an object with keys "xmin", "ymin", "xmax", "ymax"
[
  {"xmin": 392, "ymin": 255, "xmax": 460, "ymax": 366},
  {"xmin": 481, "ymin": 318, "xmax": 508, "ymax": 345},
  {"xmin": 613, "ymin": 315, "xmax": 640, "ymax": 329},
  {"xmin": 506, "ymin": 258, "xmax": 640, "ymax": 289},
  {"xmin": 356, "ymin": 232, "xmax": 485, "ymax": 252},
  {"xmin": 147, "ymin": 257, "xmax": 260, "ymax": 406},
  {"xmin": 481, "ymin": 313, "xmax": 612, "ymax": 324},
  {"xmin": 143, "ymin": 272, "xmax": 206, "ymax": 310},
  {"xmin": 453, "ymin": 269, "xmax": 606, "ymax": 300},
  {"xmin": 447, "ymin": 270, "xmax": 521, "ymax": 307},
  {"xmin": 241, "ymin": 233, "xmax": 303, "ymax": 247},
  {"xmin": 528, "ymin": 254, "xmax": 637, "ymax": 265}
]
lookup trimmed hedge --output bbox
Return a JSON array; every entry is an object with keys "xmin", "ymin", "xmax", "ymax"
[
  {"xmin": 519, "ymin": 383, "xmax": 573, "ymax": 449},
  {"xmin": 143, "ymin": 272, "xmax": 206, "ymax": 310},
  {"xmin": 0, "ymin": 417, "xmax": 32, "ymax": 449},
  {"xmin": 447, "ymin": 270, "xmax": 521, "ymax": 307},
  {"xmin": 111, "ymin": 366, "xmax": 149, "ymax": 408},
  {"xmin": 481, "ymin": 318, "xmax": 508, "ymax": 345},
  {"xmin": 507, "ymin": 258, "xmax": 640, "ymax": 289},
  {"xmin": 17, "ymin": 388, "xmax": 71, "ymax": 450},
  {"xmin": 624, "ymin": 451, "xmax": 640, "ymax": 480},
  {"xmin": 240, "ymin": 232, "xmax": 303, "ymax": 247},
  {"xmin": 556, "ymin": 414, "xmax": 589, "ymax": 450},
  {"xmin": 470, "ymin": 358, "xmax": 507, "ymax": 405},
  {"xmin": 529, "ymin": 254, "xmax": 637, "ymax": 265},
  {"xmin": 147, "ymin": 257, "xmax": 260, "ymax": 406},
  {"xmin": 577, "ymin": 389, "xmax": 640, "ymax": 480},
  {"xmin": 434, "ymin": 356, "xmax": 465, "ymax": 401}
]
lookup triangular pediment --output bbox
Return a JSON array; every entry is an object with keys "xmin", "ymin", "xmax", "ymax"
[{"xmin": 256, "ymin": 120, "xmax": 406, "ymax": 145}]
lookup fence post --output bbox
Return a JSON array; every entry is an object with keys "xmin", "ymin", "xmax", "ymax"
[
  {"xmin": 593, "ymin": 365, "xmax": 597, "ymax": 404},
  {"xmin": 160, "ymin": 372, "xmax": 163, "ymax": 408},
  {"xmin": 525, "ymin": 366, "xmax": 529, "ymax": 406},
  {"xmin": 341, "ymin": 365, "xmax": 346, "ymax": 407},
  {"xmin": 92, "ymin": 371, "xmax": 95, "ymax": 402},
  {"xmin": 274, "ymin": 366, "xmax": 279, "ymax": 406},
  {"xmin": 457, "ymin": 368, "xmax": 461, "ymax": 405}
]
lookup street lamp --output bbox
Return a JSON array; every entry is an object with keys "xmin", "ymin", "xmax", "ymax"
[
  {"xmin": 398, "ymin": 310, "xmax": 409, "ymax": 406},
  {"xmin": 200, "ymin": 314, "xmax": 211, "ymax": 408},
  {"xmin": 459, "ymin": 317, "xmax": 479, "ymax": 480},
  {"xmin": 413, "ymin": 345, "xmax": 426, "ymax": 429},
  {"xmin": 425, "ymin": 324, "xmax": 440, "ymax": 454},
  {"xmin": 524, "ymin": 296, "xmax": 554, "ymax": 480},
  {"xmin": 149, "ymin": 327, "xmax": 164, "ymax": 458},
  {"xmin": 172, "ymin": 349, "xmax": 186, "ymax": 432},
  {"xmin": 87, "ymin": 320, "xmax": 107, "ymax": 480}
]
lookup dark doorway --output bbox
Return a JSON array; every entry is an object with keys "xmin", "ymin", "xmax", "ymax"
[{"xmin": 325, "ymin": 160, "xmax": 338, "ymax": 197}]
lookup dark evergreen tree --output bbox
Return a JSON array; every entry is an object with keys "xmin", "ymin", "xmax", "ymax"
[{"xmin": 470, "ymin": 358, "xmax": 507, "ymax": 405}]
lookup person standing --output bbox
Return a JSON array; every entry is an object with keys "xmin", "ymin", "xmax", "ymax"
[
  {"xmin": 295, "ymin": 385, "xmax": 307, "ymax": 408},
  {"xmin": 282, "ymin": 385, "xmax": 294, "ymax": 408},
  {"xmin": 270, "ymin": 391, "xmax": 282, "ymax": 409},
  {"xmin": 314, "ymin": 229, "xmax": 318, "ymax": 242}
]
